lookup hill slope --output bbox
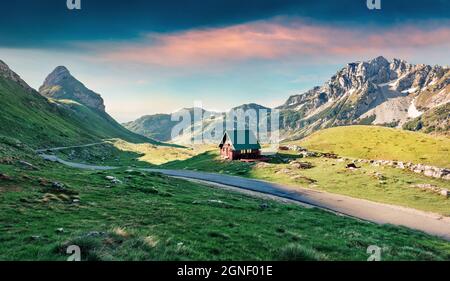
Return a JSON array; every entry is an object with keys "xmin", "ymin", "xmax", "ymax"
[
  {"xmin": 296, "ymin": 126, "xmax": 450, "ymax": 168},
  {"xmin": 123, "ymin": 107, "xmax": 217, "ymax": 142},
  {"xmin": 0, "ymin": 60, "xmax": 153, "ymax": 148},
  {"xmin": 403, "ymin": 103, "xmax": 450, "ymax": 136}
]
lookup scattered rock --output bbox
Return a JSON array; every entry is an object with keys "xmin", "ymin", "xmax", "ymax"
[
  {"xmin": 85, "ymin": 231, "xmax": 106, "ymax": 238},
  {"xmin": 300, "ymin": 151, "xmax": 322, "ymax": 158},
  {"xmin": 111, "ymin": 179, "xmax": 122, "ymax": 184},
  {"xmin": 192, "ymin": 199, "xmax": 232, "ymax": 208},
  {"xmin": 322, "ymin": 153, "xmax": 339, "ymax": 159},
  {"xmin": 276, "ymin": 168, "xmax": 291, "ymax": 175},
  {"xmin": 255, "ymin": 162, "xmax": 271, "ymax": 169},
  {"xmin": 413, "ymin": 184, "xmax": 449, "ymax": 197},
  {"xmin": 208, "ymin": 199, "xmax": 225, "ymax": 204},
  {"xmin": 18, "ymin": 160, "xmax": 38, "ymax": 170},
  {"xmin": 286, "ymin": 145, "xmax": 307, "ymax": 152},
  {"xmin": 290, "ymin": 161, "xmax": 314, "ymax": 169},
  {"xmin": 346, "ymin": 163, "xmax": 360, "ymax": 169},
  {"xmin": 52, "ymin": 182, "xmax": 66, "ymax": 191},
  {"xmin": 260, "ymin": 203, "xmax": 270, "ymax": 209},
  {"xmin": 38, "ymin": 178, "xmax": 49, "ymax": 186},
  {"xmin": 56, "ymin": 228, "xmax": 65, "ymax": 233},
  {"xmin": 72, "ymin": 199, "xmax": 80, "ymax": 204},
  {"xmin": 372, "ymin": 172, "xmax": 386, "ymax": 181},
  {"xmin": 0, "ymin": 173, "xmax": 12, "ymax": 181},
  {"xmin": 105, "ymin": 176, "xmax": 122, "ymax": 184}
]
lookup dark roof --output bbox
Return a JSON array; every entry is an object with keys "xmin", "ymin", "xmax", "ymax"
[{"xmin": 219, "ymin": 130, "xmax": 261, "ymax": 151}]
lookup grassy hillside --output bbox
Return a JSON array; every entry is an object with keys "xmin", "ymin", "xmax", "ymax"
[
  {"xmin": 53, "ymin": 99, "xmax": 155, "ymax": 145},
  {"xmin": 0, "ymin": 142, "xmax": 449, "ymax": 260},
  {"xmin": 296, "ymin": 126, "xmax": 450, "ymax": 168},
  {"xmin": 123, "ymin": 114, "xmax": 178, "ymax": 142},
  {"xmin": 403, "ymin": 103, "xmax": 450, "ymax": 136},
  {"xmin": 0, "ymin": 76, "xmax": 152, "ymax": 148},
  {"xmin": 54, "ymin": 139, "xmax": 210, "ymax": 166}
]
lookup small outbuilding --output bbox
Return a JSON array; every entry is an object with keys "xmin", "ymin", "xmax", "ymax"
[{"xmin": 219, "ymin": 130, "xmax": 261, "ymax": 161}]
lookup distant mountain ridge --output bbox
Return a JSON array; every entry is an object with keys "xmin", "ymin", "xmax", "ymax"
[
  {"xmin": 124, "ymin": 103, "xmax": 271, "ymax": 142},
  {"xmin": 125, "ymin": 56, "xmax": 449, "ymax": 143}
]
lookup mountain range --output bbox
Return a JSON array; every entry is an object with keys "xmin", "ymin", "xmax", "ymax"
[
  {"xmin": 1, "ymin": 56, "xmax": 448, "ymax": 149},
  {"xmin": 124, "ymin": 56, "xmax": 449, "ymax": 142}
]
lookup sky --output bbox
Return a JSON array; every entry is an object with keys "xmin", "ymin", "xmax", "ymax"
[{"xmin": 0, "ymin": 0, "xmax": 449, "ymax": 122}]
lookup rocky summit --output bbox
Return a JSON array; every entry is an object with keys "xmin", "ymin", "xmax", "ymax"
[
  {"xmin": 0, "ymin": 59, "xmax": 36, "ymax": 93},
  {"xmin": 278, "ymin": 56, "xmax": 449, "ymax": 139},
  {"xmin": 39, "ymin": 66, "xmax": 106, "ymax": 111}
]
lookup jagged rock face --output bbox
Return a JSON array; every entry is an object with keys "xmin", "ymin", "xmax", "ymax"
[
  {"xmin": 0, "ymin": 60, "xmax": 36, "ymax": 93},
  {"xmin": 279, "ymin": 56, "xmax": 449, "ymax": 139},
  {"xmin": 39, "ymin": 66, "xmax": 105, "ymax": 111}
]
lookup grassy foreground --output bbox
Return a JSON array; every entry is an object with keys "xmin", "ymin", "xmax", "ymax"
[{"xmin": 1, "ymin": 142, "xmax": 449, "ymax": 260}]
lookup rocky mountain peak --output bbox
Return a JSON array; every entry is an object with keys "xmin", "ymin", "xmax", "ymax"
[
  {"xmin": 39, "ymin": 66, "xmax": 106, "ymax": 111},
  {"xmin": 278, "ymin": 56, "xmax": 449, "ymax": 137},
  {"xmin": 0, "ymin": 59, "xmax": 36, "ymax": 93}
]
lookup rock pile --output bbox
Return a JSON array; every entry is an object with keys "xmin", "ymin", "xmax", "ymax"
[
  {"xmin": 105, "ymin": 176, "xmax": 122, "ymax": 184},
  {"xmin": 284, "ymin": 145, "xmax": 450, "ymax": 181},
  {"xmin": 368, "ymin": 160, "xmax": 450, "ymax": 181},
  {"xmin": 414, "ymin": 184, "xmax": 449, "ymax": 198}
]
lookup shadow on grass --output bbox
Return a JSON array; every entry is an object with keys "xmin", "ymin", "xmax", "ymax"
[
  {"xmin": 54, "ymin": 142, "xmax": 153, "ymax": 168},
  {"xmin": 160, "ymin": 150, "xmax": 304, "ymax": 177}
]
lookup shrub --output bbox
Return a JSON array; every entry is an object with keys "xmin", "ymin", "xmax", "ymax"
[{"xmin": 277, "ymin": 243, "xmax": 327, "ymax": 261}]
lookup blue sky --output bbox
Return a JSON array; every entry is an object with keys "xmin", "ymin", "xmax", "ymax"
[{"xmin": 0, "ymin": 0, "xmax": 449, "ymax": 122}]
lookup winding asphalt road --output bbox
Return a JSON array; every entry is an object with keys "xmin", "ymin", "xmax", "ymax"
[{"xmin": 39, "ymin": 152, "xmax": 450, "ymax": 241}]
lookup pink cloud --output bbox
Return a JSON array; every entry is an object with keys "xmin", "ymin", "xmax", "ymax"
[{"xmin": 96, "ymin": 20, "xmax": 450, "ymax": 67}]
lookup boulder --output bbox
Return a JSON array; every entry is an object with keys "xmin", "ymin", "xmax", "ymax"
[
  {"xmin": 19, "ymin": 160, "xmax": 38, "ymax": 170},
  {"xmin": 276, "ymin": 168, "xmax": 291, "ymax": 175},
  {"xmin": 0, "ymin": 173, "xmax": 12, "ymax": 181},
  {"xmin": 260, "ymin": 203, "xmax": 270, "ymax": 209},
  {"xmin": 346, "ymin": 163, "xmax": 359, "ymax": 169},
  {"xmin": 52, "ymin": 182, "xmax": 66, "ymax": 191},
  {"xmin": 290, "ymin": 161, "xmax": 314, "ymax": 169}
]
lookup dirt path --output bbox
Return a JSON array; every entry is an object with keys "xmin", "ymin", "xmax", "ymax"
[{"xmin": 35, "ymin": 141, "xmax": 109, "ymax": 153}]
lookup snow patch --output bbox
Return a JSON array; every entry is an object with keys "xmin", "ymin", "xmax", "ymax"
[
  {"xmin": 407, "ymin": 99, "xmax": 423, "ymax": 118},
  {"xmin": 401, "ymin": 87, "xmax": 417, "ymax": 94}
]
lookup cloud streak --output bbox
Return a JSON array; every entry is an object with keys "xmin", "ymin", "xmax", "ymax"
[{"xmin": 94, "ymin": 19, "xmax": 450, "ymax": 67}]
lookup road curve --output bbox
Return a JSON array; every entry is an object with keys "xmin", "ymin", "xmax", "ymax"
[
  {"xmin": 38, "ymin": 153, "xmax": 450, "ymax": 241},
  {"xmin": 143, "ymin": 169, "xmax": 450, "ymax": 241},
  {"xmin": 36, "ymin": 141, "xmax": 109, "ymax": 153}
]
